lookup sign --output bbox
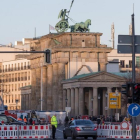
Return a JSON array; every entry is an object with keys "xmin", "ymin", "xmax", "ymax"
[
  {"xmin": 128, "ymin": 103, "xmax": 140, "ymax": 117},
  {"xmin": 118, "ymin": 45, "xmax": 140, "ymax": 54},
  {"xmin": 118, "ymin": 35, "xmax": 140, "ymax": 54},
  {"xmin": 120, "ymin": 121, "xmax": 129, "ymax": 130},
  {"xmin": 108, "ymin": 92, "xmax": 121, "ymax": 109},
  {"xmin": 105, "ymin": 107, "xmax": 108, "ymax": 110},
  {"xmin": 65, "ymin": 107, "xmax": 71, "ymax": 113},
  {"xmin": 118, "ymin": 35, "xmax": 140, "ymax": 44}
]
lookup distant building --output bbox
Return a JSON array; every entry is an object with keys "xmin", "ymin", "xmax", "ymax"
[
  {"xmin": 107, "ymin": 49, "xmax": 140, "ymax": 72},
  {"xmin": 0, "ymin": 38, "xmax": 32, "ymax": 110}
]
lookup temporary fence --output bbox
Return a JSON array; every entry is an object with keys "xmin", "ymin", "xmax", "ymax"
[
  {"xmin": 97, "ymin": 122, "xmax": 139, "ymax": 139},
  {"xmin": 0, "ymin": 125, "xmax": 50, "ymax": 139}
]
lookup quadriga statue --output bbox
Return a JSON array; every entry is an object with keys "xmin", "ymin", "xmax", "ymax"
[{"xmin": 70, "ymin": 19, "xmax": 91, "ymax": 32}]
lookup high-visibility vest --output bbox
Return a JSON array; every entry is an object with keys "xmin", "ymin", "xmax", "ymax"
[
  {"xmin": 24, "ymin": 118, "xmax": 27, "ymax": 123},
  {"xmin": 51, "ymin": 116, "xmax": 57, "ymax": 128},
  {"xmin": 18, "ymin": 118, "xmax": 22, "ymax": 121}
]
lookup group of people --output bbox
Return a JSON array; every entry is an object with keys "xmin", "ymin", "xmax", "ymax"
[
  {"xmin": 17, "ymin": 116, "xmax": 28, "ymax": 124},
  {"xmin": 17, "ymin": 116, "xmax": 36, "ymax": 125}
]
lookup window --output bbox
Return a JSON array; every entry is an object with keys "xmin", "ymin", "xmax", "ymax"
[
  {"xmin": 129, "ymin": 60, "xmax": 132, "ymax": 68},
  {"xmin": 75, "ymin": 120, "xmax": 93, "ymax": 125},
  {"xmin": 136, "ymin": 57, "xmax": 140, "ymax": 68},
  {"xmin": 18, "ymin": 84, "xmax": 20, "ymax": 91},
  {"xmin": 120, "ymin": 60, "xmax": 125, "ymax": 68}
]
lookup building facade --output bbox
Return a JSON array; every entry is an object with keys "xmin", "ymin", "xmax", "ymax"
[
  {"xmin": 107, "ymin": 49, "xmax": 140, "ymax": 72},
  {"xmin": 0, "ymin": 38, "xmax": 32, "ymax": 110},
  {"xmin": 0, "ymin": 59, "xmax": 31, "ymax": 110},
  {"xmin": 29, "ymin": 32, "xmax": 113, "ymax": 112}
]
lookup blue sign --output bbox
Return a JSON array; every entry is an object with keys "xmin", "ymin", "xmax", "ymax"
[
  {"xmin": 110, "ymin": 98, "xmax": 117, "ymax": 101},
  {"xmin": 128, "ymin": 103, "xmax": 140, "ymax": 117}
]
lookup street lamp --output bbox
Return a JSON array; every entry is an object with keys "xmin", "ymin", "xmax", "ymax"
[
  {"xmin": 65, "ymin": 98, "xmax": 68, "ymax": 107},
  {"xmin": 98, "ymin": 94, "xmax": 101, "ymax": 115},
  {"xmin": 15, "ymin": 99, "xmax": 19, "ymax": 111},
  {"xmin": 91, "ymin": 98, "xmax": 93, "ymax": 115}
]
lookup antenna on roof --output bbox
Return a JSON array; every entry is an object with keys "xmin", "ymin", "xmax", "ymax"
[
  {"xmin": 133, "ymin": 3, "xmax": 134, "ymax": 14},
  {"xmin": 34, "ymin": 27, "xmax": 36, "ymax": 39}
]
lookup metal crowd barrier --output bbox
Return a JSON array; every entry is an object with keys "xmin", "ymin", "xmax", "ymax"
[
  {"xmin": 0, "ymin": 125, "xmax": 50, "ymax": 139},
  {"xmin": 97, "ymin": 124, "xmax": 140, "ymax": 139}
]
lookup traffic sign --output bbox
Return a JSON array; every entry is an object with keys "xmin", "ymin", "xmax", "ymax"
[
  {"xmin": 120, "ymin": 121, "xmax": 129, "ymax": 130},
  {"xmin": 127, "ymin": 103, "xmax": 140, "ymax": 117},
  {"xmin": 117, "ymin": 45, "xmax": 140, "ymax": 53},
  {"xmin": 108, "ymin": 92, "xmax": 121, "ymax": 109},
  {"xmin": 118, "ymin": 35, "xmax": 140, "ymax": 44}
]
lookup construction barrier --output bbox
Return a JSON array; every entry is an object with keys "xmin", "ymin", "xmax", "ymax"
[
  {"xmin": 0, "ymin": 125, "xmax": 50, "ymax": 139},
  {"xmin": 97, "ymin": 124, "xmax": 140, "ymax": 139}
]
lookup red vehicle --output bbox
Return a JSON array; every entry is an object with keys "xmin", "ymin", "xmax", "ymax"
[
  {"xmin": 5, "ymin": 110, "xmax": 17, "ymax": 119},
  {"xmin": 81, "ymin": 115, "xmax": 89, "ymax": 119}
]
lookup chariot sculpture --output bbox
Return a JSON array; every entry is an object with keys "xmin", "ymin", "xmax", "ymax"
[{"xmin": 55, "ymin": 0, "xmax": 91, "ymax": 33}]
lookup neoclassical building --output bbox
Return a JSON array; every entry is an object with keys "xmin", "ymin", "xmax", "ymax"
[{"xmin": 29, "ymin": 32, "xmax": 128, "ymax": 116}]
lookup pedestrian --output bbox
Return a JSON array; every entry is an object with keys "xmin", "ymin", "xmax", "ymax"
[
  {"xmin": 64, "ymin": 116, "xmax": 69, "ymax": 127},
  {"xmin": 51, "ymin": 114, "xmax": 58, "ymax": 139},
  {"xmin": 75, "ymin": 116, "xmax": 77, "ymax": 119},
  {"xmin": 97, "ymin": 116, "xmax": 101, "ymax": 125},
  {"xmin": 17, "ymin": 116, "xmax": 22, "ymax": 121},
  {"xmin": 29, "ymin": 117, "xmax": 33, "ymax": 125},
  {"xmin": 24, "ymin": 116, "xmax": 27, "ymax": 124}
]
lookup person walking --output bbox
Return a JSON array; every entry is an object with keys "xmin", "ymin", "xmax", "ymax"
[
  {"xmin": 17, "ymin": 116, "xmax": 22, "ymax": 121},
  {"xmin": 64, "ymin": 116, "xmax": 69, "ymax": 127},
  {"xmin": 29, "ymin": 117, "xmax": 33, "ymax": 125},
  {"xmin": 24, "ymin": 116, "xmax": 27, "ymax": 124},
  {"xmin": 51, "ymin": 114, "xmax": 58, "ymax": 139}
]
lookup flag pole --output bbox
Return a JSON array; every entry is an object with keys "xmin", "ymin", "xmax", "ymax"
[{"xmin": 49, "ymin": 24, "xmax": 50, "ymax": 34}]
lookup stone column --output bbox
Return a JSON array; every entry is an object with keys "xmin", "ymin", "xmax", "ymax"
[
  {"xmin": 89, "ymin": 88, "xmax": 93, "ymax": 116},
  {"xmin": 93, "ymin": 87, "xmax": 98, "ymax": 116},
  {"xmin": 42, "ymin": 66, "xmax": 47, "ymax": 110},
  {"xmin": 100, "ymin": 62, "xmax": 106, "ymax": 71},
  {"xmin": 26, "ymin": 94, "xmax": 29, "ymax": 110},
  {"xmin": 31, "ymin": 68, "xmax": 36, "ymax": 109},
  {"xmin": 63, "ymin": 89, "xmax": 67, "ymax": 110},
  {"xmin": 47, "ymin": 65, "xmax": 53, "ymax": 110},
  {"xmin": 67, "ymin": 89, "xmax": 71, "ymax": 107},
  {"xmin": 75, "ymin": 88, "xmax": 79, "ymax": 116},
  {"xmin": 107, "ymin": 87, "xmax": 112, "ymax": 115},
  {"xmin": 52, "ymin": 63, "xmax": 58, "ymax": 110},
  {"xmin": 71, "ymin": 88, "xmax": 75, "ymax": 117},
  {"xmin": 79, "ymin": 87, "xmax": 84, "ymax": 115},
  {"xmin": 29, "ymin": 93, "xmax": 31, "ymax": 110},
  {"xmin": 103, "ymin": 89, "xmax": 107, "ymax": 116},
  {"xmin": 57, "ymin": 63, "xmax": 65, "ymax": 111},
  {"xmin": 21, "ymin": 94, "xmax": 23, "ymax": 110}
]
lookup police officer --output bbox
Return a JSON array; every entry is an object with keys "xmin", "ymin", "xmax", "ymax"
[{"xmin": 51, "ymin": 114, "xmax": 58, "ymax": 139}]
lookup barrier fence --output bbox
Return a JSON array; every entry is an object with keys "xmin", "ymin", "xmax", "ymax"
[
  {"xmin": 97, "ymin": 124, "xmax": 139, "ymax": 139},
  {"xmin": 0, "ymin": 125, "xmax": 50, "ymax": 139}
]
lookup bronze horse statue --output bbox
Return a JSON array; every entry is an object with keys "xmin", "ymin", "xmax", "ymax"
[{"xmin": 70, "ymin": 19, "xmax": 91, "ymax": 32}]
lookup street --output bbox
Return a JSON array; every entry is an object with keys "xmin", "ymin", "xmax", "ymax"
[{"xmin": 54, "ymin": 125, "xmax": 97, "ymax": 140}]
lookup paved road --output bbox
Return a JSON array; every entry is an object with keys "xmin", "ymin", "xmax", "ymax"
[{"xmin": 53, "ymin": 125, "xmax": 97, "ymax": 140}]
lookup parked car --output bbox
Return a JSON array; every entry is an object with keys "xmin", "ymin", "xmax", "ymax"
[
  {"xmin": 63, "ymin": 119, "xmax": 97, "ymax": 139},
  {"xmin": 0, "ymin": 114, "xmax": 26, "ymax": 125}
]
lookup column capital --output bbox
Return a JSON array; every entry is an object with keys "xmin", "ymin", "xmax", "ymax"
[{"xmin": 92, "ymin": 87, "xmax": 98, "ymax": 89}]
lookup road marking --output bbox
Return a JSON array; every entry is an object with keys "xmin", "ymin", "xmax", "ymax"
[{"xmin": 57, "ymin": 129, "xmax": 63, "ymax": 132}]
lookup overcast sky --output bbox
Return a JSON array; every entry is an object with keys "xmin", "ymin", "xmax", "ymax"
[{"xmin": 0, "ymin": 0, "xmax": 139, "ymax": 48}]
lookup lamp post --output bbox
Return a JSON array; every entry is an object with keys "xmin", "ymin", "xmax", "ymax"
[
  {"xmin": 91, "ymin": 98, "xmax": 93, "ymax": 115},
  {"xmin": 98, "ymin": 94, "xmax": 101, "ymax": 115},
  {"xmin": 65, "ymin": 99, "xmax": 68, "ymax": 107},
  {"xmin": 15, "ymin": 99, "xmax": 19, "ymax": 111}
]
